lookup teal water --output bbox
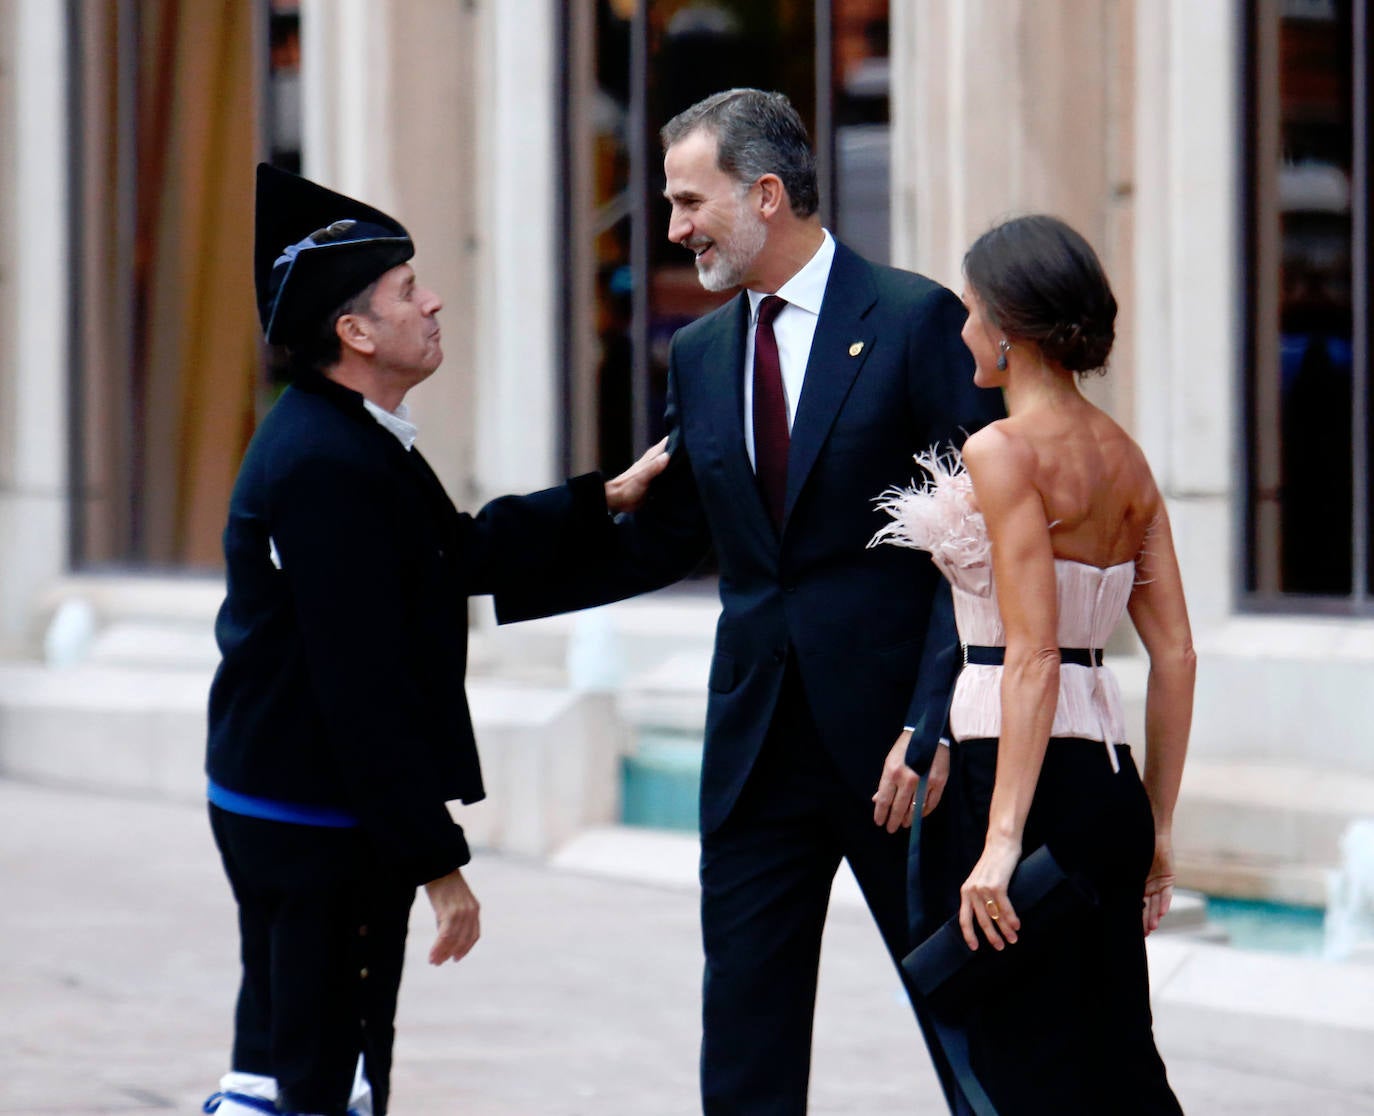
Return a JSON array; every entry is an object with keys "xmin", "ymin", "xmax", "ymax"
[
  {"xmin": 621, "ymin": 735, "xmax": 700, "ymax": 832},
  {"xmin": 1203, "ymin": 897, "xmax": 1326, "ymax": 956}
]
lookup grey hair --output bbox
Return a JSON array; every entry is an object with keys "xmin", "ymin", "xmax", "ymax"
[{"xmin": 660, "ymin": 88, "xmax": 819, "ymax": 218}]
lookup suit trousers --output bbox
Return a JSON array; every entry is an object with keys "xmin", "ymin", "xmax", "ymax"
[
  {"xmin": 210, "ymin": 806, "xmax": 415, "ymax": 1116},
  {"xmin": 698, "ymin": 658, "xmax": 959, "ymax": 1114}
]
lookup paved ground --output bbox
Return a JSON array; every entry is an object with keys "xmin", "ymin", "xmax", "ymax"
[{"xmin": 3, "ymin": 778, "xmax": 1374, "ymax": 1115}]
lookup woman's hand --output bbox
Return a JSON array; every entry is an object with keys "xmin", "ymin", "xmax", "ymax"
[
  {"xmin": 958, "ymin": 835, "xmax": 1023, "ymax": 951},
  {"xmin": 1143, "ymin": 830, "xmax": 1176, "ymax": 936}
]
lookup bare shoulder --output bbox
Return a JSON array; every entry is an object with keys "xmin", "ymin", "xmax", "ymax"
[
  {"xmin": 962, "ymin": 420, "xmax": 1035, "ymax": 482},
  {"xmin": 962, "ymin": 421, "xmax": 1042, "ymax": 514}
]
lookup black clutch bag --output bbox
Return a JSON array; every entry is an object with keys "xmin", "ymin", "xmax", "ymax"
[{"xmin": 902, "ymin": 845, "xmax": 1097, "ymax": 1012}]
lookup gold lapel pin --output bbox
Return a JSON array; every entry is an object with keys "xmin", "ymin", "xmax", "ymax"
[{"xmin": 848, "ymin": 341, "xmax": 864, "ymax": 357}]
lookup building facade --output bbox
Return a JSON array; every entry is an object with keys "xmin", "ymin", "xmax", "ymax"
[{"xmin": 0, "ymin": 1, "xmax": 1370, "ymax": 886}]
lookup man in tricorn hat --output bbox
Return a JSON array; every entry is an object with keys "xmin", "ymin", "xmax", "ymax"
[{"xmin": 202, "ymin": 165, "xmax": 664, "ymax": 1116}]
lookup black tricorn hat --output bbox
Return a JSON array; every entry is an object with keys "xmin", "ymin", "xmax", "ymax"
[{"xmin": 254, "ymin": 163, "xmax": 414, "ymax": 345}]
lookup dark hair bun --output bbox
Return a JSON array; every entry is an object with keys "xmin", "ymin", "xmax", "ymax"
[
  {"xmin": 1043, "ymin": 321, "xmax": 1113, "ymax": 374},
  {"xmin": 963, "ymin": 215, "xmax": 1117, "ymax": 376}
]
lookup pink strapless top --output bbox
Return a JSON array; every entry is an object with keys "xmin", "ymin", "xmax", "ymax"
[{"xmin": 870, "ymin": 450, "xmax": 1134, "ymax": 771}]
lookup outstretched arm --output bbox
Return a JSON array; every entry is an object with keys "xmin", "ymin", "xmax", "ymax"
[{"xmin": 493, "ymin": 357, "xmax": 712, "ymax": 623}]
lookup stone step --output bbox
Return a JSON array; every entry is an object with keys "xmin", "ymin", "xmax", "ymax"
[
  {"xmin": 611, "ymin": 667, "xmax": 1366, "ymax": 911},
  {"xmin": 0, "ymin": 660, "xmax": 625, "ymax": 858},
  {"xmin": 1148, "ymin": 935, "xmax": 1374, "ymax": 1096},
  {"xmin": 552, "ymin": 827, "xmax": 1233, "ymax": 944},
  {"xmin": 1173, "ymin": 758, "xmax": 1374, "ymax": 905},
  {"xmin": 36, "ymin": 577, "xmax": 224, "ymax": 670}
]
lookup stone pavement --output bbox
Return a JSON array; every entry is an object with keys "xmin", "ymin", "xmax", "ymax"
[{"xmin": 3, "ymin": 778, "xmax": 1374, "ymax": 1116}]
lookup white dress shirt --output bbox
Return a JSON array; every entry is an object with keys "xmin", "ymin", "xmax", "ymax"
[
  {"xmin": 742, "ymin": 229, "xmax": 836, "ymax": 470},
  {"xmin": 362, "ymin": 397, "xmax": 419, "ymax": 451}
]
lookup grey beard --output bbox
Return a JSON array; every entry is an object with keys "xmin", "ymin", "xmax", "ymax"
[
  {"xmin": 696, "ymin": 257, "xmax": 738, "ymax": 292},
  {"xmin": 695, "ymin": 210, "xmax": 767, "ymax": 292}
]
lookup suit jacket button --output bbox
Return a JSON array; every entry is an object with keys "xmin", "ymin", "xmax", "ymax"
[{"xmin": 772, "ymin": 648, "xmax": 786, "ymax": 664}]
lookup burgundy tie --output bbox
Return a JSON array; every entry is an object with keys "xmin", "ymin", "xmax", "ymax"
[{"xmin": 752, "ymin": 295, "xmax": 789, "ymax": 529}]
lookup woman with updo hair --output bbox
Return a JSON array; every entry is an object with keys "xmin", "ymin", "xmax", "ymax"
[{"xmin": 873, "ymin": 214, "xmax": 1193, "ymax": 1113}]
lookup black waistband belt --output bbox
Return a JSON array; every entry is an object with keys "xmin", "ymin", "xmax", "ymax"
[{"xmin": 963, "ymin": 645, "xmax": 1103, "ymax": 668}]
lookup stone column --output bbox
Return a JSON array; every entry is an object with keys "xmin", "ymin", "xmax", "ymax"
[
  {"xmin": 0, "ymin": 0, "xmax": 70, "ymax": 652},
  {"xmin": 892, "ymin": 0, "xmax": 1136, "ymax": 421},
  {"xmin": 301, "ymin": 0, "xmax": 560, "ymax": 505},
  {"xmin": 300, "ymin": 0, "xmax": 487, "ymax": 505},
  {"xmin": 468, "ymin": 0, "xmax": 562, "ymax": 498},
  {"xmin": 1131, "ymin": 0, "xmax": 1240, "ymax": 624}
]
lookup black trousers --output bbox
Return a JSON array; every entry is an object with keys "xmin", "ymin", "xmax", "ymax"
[
  {"xmin": 926, "ymin": 738, "xmax": 1184, "ymax": 1116},
  {"xmin": 210, "ymin": 806, "xmax": 415, "ymax": 1116},
  {"xmin": 698, "ymin": 660, "xmax": 959, "ymax": 1115}
]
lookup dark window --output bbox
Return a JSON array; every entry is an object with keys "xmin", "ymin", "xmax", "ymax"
[{"xmin": 1243, "ymin": 0, "xmax": 1371, "ymax": 610}]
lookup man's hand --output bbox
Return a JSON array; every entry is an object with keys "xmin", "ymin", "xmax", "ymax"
[
  {"xmin": 424, "ymin": 866, "xmax": 480, "ymax": 965},
  {"xmin": 872, "ymin": 731, "xmax": 949, "ymax": 833},
  {"xmin": 604, "ymin": 437, "xmax": 670, "ymax": 514}
]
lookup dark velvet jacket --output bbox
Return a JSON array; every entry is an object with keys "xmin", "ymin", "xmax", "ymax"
[
  {"xmin": 498, "ymin": 242, "xmax": 1004, "ymax": 834},
  {"xmin": 207, "ymin": 372, "xmax": 605, "ymax": 886}
]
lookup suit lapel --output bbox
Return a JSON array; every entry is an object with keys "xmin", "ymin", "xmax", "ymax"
[
  {"xmin": 701, "ymin": 294, "xmax": 750, "ymax": 469},
  {"xmin": 698, "ymin": 295, "xmax": 780, "ymax": 536},
  {"xmin": 783, "ymin": 243, "xmax": 877, "ymax": 526}
]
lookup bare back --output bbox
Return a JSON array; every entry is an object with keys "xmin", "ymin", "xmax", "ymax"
[{"xmin": 1002, "ymin": 401, "xmax": 1159, "ymax": 570}]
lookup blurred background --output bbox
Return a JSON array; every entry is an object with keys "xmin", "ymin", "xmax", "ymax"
[{"xmin": 0, "ymin": 0, "xmax": 1372, "ymax": 1108}]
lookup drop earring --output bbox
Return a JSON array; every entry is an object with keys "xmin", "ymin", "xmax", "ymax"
[{"xmin": 996, "ymin": 339, "xmax": 1011, "ymax": 371}]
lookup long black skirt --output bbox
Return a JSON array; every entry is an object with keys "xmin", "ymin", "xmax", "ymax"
[{"xmin": 915, "ymin": 737, "xmax": 1184, "ymax": 1116}]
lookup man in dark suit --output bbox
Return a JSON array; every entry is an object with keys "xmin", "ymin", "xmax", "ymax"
[
  {"xmin": 204, "ymin": 166, "xmax": 661, "ymax": 1116},
  {"xmin": 498, "ymin": 90, "xmax": 1003, "ymax": 1113}
]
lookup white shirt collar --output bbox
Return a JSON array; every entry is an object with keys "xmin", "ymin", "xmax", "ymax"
[
  {"xmin": 362, "ymin": 398, "xmax": 418, "ymax": 452},
  {"xmin": 746, "ymin": 229, "xmax": 835, "ymax": 322}
]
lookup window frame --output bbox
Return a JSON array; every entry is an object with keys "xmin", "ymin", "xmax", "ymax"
[{"xmin": 1240, "ymin": 0, "xmax": 1373, "ymax": 616}]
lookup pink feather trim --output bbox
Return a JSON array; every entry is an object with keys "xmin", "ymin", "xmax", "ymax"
[{"xmin": 868, "ymin": 447, "xmax": 991, "ymax": 577}]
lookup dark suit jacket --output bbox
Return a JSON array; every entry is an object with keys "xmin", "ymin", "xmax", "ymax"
[
  {"xmin": 207, "ymin": 371, "xmax": 606, "ymax": 886},
  {"xmin": 499, "ymin": 242, "xmax": 1004, "ymax": 834}
]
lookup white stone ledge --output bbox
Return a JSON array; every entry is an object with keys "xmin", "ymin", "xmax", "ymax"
[
  {"xmin": 1149, "ymin": 937, "xmax": 1374, "ymax": 1094},
  {"xmin": 0, "ymin": 660, "xmax": 626, "ymax": 860},
  {"xmin": 38, "ymin": 575, "xmax": 225, "ymax": 625},
  {"xmin": 0, "ymin": 662, "xmax": 212, "ymax": 711},
  {"xmin": 1198, "ymin": 614, "xmax": 1374, "ymax": 661}
]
